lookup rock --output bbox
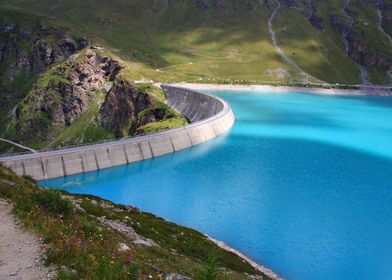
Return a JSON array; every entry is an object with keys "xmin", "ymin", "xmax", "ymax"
[
  {"xmin": 117, "ymin": 242, "xmax": 130, "ymax": 252},
  {"xmin": 59, "ymin": 37, "xmax": 79, "ymax": 57},
  {"xmin": 0, "ymin": 19, "xmax": 16, "ymax": 32},
  {"xmin": 99, "ymin": 78, "xmax": 154, "ymax": 137},
  {"xmin": 213, "ymin": 0, "xmax": 227, "ymax": 9},
  {"xmin": 132, "ymin": 239, "xmax": 156, "ymax": 248},
  {"xmin": 347, "ymin": 38, "xmax": 392, "ymax": 69},
  {"xmin": 308, "ymin": 13, "xmax": 324, "ymax": 29},
  {"xmin": 0, "ymin": 16, "xmax": 87, "ymax": 116},
  {"xmin": 165, "ymin": 273, "xmax": 192, "ymax": 280},
  {"xmin": 60, "ymin": 265, "xmax": 77, "ymax": 277},
  {"xmin": 196, "ymin": 1, "xmax": 209, "ymax": 10},
  {"xmin": 331, "ymin": 13, "xmax": 392, "ymax": 69},
  {"xmin": 14, "ymin": 50, "xmax": 122, "ymax": 143},
  {"xmin": 37, "ymin": 21, "xmax": 49, "ymax": 33},
  {"xmin": 98, "ymin": 217, "xmax": 157, "ymax": 247}
]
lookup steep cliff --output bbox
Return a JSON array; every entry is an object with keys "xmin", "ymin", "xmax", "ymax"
[
  {"xmin": 99, "ymin": 79, "xmax": 154, "ymax": 138},
  {"xmin": 0, "ymin": 13, "xmax": 87, "ymax": 126},
  {"xmin": 331, "ymin": 8, "xmax": 392, "ymax": 73},
  {"xmin": 8, "ymin": 50, "xmax": 119, "ymax": 143},
  {"xmin": 2, "ymin": 49, "xmax": 187, "ymax": 151}
]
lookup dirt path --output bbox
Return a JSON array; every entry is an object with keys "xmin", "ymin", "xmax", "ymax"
[
  {"xmin": 0, "ymin": 138, "xmax": 37, "ymax": 154},
  {"xmin": 0, "ymin": 200, "xmax": 55, "ymax": 280},
  {"xmin": 267, "ymin": 0, "xmax": 317, "ymax": 83}
]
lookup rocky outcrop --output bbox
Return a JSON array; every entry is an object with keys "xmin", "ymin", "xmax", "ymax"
[
  {"xmin": 6, "ymin": 48, "xmax": 185, "ymax": 147},
  {"xmin": 278, "ymin": 0, "xmax": 324, "ymax": 29},
  {"xmin": 196, "ymin": 0, "xmax": 209, "ymax": 10},
  {"xmin": 14, "ymin": 50, "xmax": 121, "ymax": 142},
  {"xmin": 379, "ymin": 1, "xmax": 392, "ymax": 37},
  {"xmin": 0, "ymin": 16, "xmax": 88, "ymax": 115},
  {"xmin": 308, "ymin": 13, "xmax": 324, "ymax": 30},
  {"xmin": 331, "ymin": 13, "xmax": 392, "ymax": 70},
  {"xmin": 99, "ymin": 79, "xmax": 154, "ymax": 138},
  {"xmin": 195, "ymin": 0, "xmax": 264, "ymax": 11},
  {"xmin": 0, "ymin": 19, "xmax": 88, "ymax": 74},
  {"xmin": 347, "ymin": 38, "xmax": 392, "ymax": 69}
]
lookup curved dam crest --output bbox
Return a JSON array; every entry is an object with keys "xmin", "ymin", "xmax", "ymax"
[{"xmin": 0, "ymin": 86, "xmax": 235, "ymax": 180}]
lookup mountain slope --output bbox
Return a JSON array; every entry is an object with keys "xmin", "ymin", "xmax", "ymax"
[
  {"xmin": 2, "ymin": 0, "xmax": 391, "ymax": 85},
  {"xmin": 1, "ymin": 46, "xmax": 187, "ymax": 153}
]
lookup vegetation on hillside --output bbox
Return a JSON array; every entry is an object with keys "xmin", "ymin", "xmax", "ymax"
[
  {"xmin": 0, "ymin": 164, "xmax": 270, "ymax": 280},
  {"xmin": 1, "ymin": 47, "xmax": 188, "ymax": 153},
  {"xmin": 1, "ymin": 0, "xmax": 391, "ymax": 85}
]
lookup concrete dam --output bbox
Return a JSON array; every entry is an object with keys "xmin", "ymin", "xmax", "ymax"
[{"xmin": 0, "ymin": 85, "xmax": 235, "ymax": 180}]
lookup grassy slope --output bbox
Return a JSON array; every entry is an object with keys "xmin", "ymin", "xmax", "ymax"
[
  {"xmin": 3, "ymin": 0, "xmax": 389, "ymax": 84},
  {"xmin": 0, "ymin": 164, "xmax": 271, "ymax": 280},
  {"xmin": 273, "ymin": 5, "xmax": 361, "ymax": 84},
  {"xmin": 2, "ymin": 0, "xmax": 392, "ymax": 85}
]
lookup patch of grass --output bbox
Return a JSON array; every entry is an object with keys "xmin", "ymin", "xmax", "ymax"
[
  {"xmin": 137, "ymin": 118, "xmax": 187, "ymax": 135},
  {"xmin": 136, "ymin": 101, "xmax": 188, "ymax": 135},
  {"xmin": 137, "ymin": 84, "xmax": 165, "ymax": 102},
  {"xmin": 273, "ymin": 6, "xmax": 361, "ymax": 84},
  {"xmin": 15, "ymin": 189, "xmax": 73, "ymax": 217}
]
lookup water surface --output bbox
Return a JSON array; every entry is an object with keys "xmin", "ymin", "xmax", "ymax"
[{"xmin": 41, "ymin": 90, "xmax": 392, "ymax": 280}]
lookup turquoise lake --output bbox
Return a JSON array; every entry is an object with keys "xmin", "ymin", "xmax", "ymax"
[{"xmin": 41, "ymin": 90, "xmax": 392, "ymax": 280}]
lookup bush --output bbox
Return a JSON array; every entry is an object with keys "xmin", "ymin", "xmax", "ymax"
[
  {"xmin": 31, "ymin": 190, "xmax": 72, "ymax": 217},
  {"xmin": 15, "ymin": 190, "xmax": 72, "ymax": 217},
  {"xmin": 197, "ymin": 255, "xmax": 219, "ymax": 280}
]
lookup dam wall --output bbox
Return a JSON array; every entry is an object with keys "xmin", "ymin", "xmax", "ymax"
[{"xmin": 0, "ymin": 85, "xmax": 235, "ymax": 180}]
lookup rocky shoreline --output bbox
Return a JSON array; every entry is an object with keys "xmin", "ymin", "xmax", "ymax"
[
  {"xmin": 171, "ymin": 83, "xmax": 392, "ymax": 96},
  {"xmin": 207, "ymin": 235, "xmax": 283, "ymax": 280}
]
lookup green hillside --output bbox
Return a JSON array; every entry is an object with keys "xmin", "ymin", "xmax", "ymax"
[{"xmin": 2, "ymin": 0, "xmax": 391, "ymax": 85}]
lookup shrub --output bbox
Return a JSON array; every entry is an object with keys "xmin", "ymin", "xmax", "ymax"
[
  {"xmin": 15, "ymin": 190, "xmax": 72, "ymax": 217},
  {"xmin": 31, "ymin": 190, "xmax": 72, "ymax": 217},
  {"xmin": 197, "ymin": 255, "xmax": 219, "ymax": 280}
]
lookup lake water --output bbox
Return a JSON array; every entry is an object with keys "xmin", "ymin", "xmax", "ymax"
[{"xmin": 41, "ymin": 90, "xmax": 392, "ymax": 280}]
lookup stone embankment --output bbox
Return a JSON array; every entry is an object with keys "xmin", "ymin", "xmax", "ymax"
[{"xmin": 0, "ymin": 85, "xmax": 235, "ymax": 180}]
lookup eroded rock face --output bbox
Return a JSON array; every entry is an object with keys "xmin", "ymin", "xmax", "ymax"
[
  {"xmin": 308, "ymin": 13, "xmax": 324, "ymax": 29},
  {"xmin": 99, "ymin": 79, "xmax": 154, "ymax": 138},
  {"xmin": 0, "ymin": 18, "xmax": 87, "ymax": 75},
  {"xmin": 194, "ymin": 0, "xmax": 264, "ymax": 11},
  {"xmin": 347, "ymin": 38, "xmax": 392, "ymax": 68},
  {"xmin": 0, "ymin": 17, "xmax": 88, "ymax": 114},
  {"xmin": 14, "ymin": 51, "xmax": 121, "ymax": 142},
  {"xmin": 331, "ymin": 13, "xmax": 392, "ymax": 70}
]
